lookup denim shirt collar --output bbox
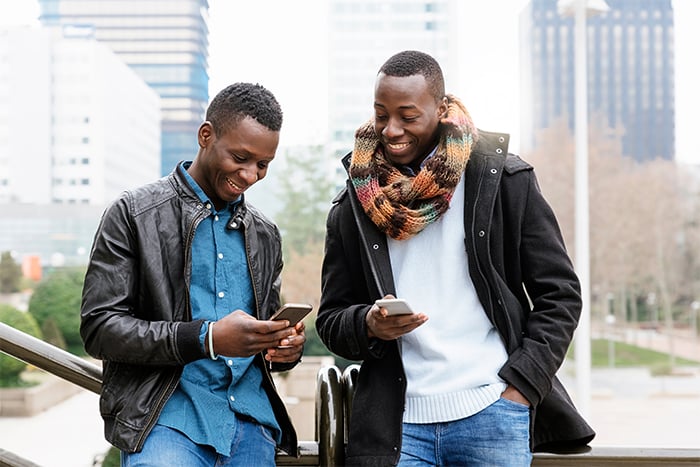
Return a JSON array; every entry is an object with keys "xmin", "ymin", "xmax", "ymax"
[{"xmin": 179, "ymin": 161, "xmax": 241, "ymax": 212}]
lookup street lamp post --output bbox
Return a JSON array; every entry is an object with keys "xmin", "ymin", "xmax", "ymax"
[{"xmin": 557, "ymin": 0, "xmax": 609, "ymax": 419}]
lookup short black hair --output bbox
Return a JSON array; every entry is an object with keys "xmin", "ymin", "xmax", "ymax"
[
  {"xmin": 378, "ymin": 50, "xmax": 445, "ymax": 102},
  {"xmin": 206, "ymin": 82, "xmax": 283, "ymax": 136}
]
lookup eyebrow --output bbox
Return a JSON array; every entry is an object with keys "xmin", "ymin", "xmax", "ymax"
[{"xmin": 374, "ymin": 102, "xmax": 419, "ymax": 110}]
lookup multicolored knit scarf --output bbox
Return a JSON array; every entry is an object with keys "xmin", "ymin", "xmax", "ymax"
[{"xmin": 349, "ymin": 94, "xmax": 477, "ymax": 240}]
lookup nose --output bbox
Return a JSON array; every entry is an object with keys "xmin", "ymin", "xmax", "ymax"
[
  {"xmin": 382, "ymin": 117, "xmax": 403, "ymax": 139},
  {"xmin": 239, "ymin": 168, "xmax": 259, "ymax": 185}
]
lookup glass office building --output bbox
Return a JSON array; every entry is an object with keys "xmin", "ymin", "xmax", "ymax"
[
  {"xmin": 519, "ymin": 0, "xmax": 675, "ymax": 162},
  {"xmin": 328, "ymin": 0, "xmax": 458, "ymax": 161},
  {"xmin": 37, "ymin": 0, "xmax": 210, "ymax": 175}
]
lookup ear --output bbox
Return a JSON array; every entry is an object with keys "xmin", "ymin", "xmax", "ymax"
[
  {"xmin": 198, "ymin": 121, "xmax": 214, "ymax": 147},
  {"xmin": 437, "ymin": 96, "xmax": 449, "ymax": 120}
]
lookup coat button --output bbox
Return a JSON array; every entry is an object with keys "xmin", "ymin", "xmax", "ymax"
[
  {"xmin": 496, "ymin": 148, "xmax": 503, "ymax": 154},
  {"xmin": 499, "ymin": 136, "xmax": 505, "ymax": 143},
  {"xmin": 373, "ymin": 244, "xmax": 379, "ymax": 250},
  {"xmin": 478, "ymin": 231, "xmax": 485, "ymax": 237},
  {"xmin": 490, "ymin": 168, "xmax": 497, "ymax": 174}
]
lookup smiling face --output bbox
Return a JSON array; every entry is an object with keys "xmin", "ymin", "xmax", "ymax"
[
  {"xmin": 373, "ymin": 73, "xmax": 448, "ymax": 169},
  {"xmin": 188, "ymin": 116, "xmax": 279, "ymax": 210}
]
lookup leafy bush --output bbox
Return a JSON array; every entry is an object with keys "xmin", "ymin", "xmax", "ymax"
[
  {"xmin": 0, "ymin": 251, "xmax": 22, "ymax": 293},
  {"xmin": 28, "ymin": 267, "xmax": 86, "ymax": 354},
  {"xmin": 41, "ymin": 316, "xmax": 67, "ymax": 350},
  {"xmin": 0, "ymin": 304, "xmax": 42, "ymax": 387},
  {"xmin": 101, "ymin": 446, "xmax": 120, "ymax": 467}
]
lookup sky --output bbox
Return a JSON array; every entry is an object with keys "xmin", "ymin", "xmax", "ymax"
[{"xmin": 3, "ymin": 0, "xmax": 699, "ymax": 162}]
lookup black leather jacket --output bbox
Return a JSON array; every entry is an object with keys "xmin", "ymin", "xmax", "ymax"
[
  {"xmin": 317, "ymin": 131, "xmax": 595, "ymax": 466},
  {"xmin": 80, "ymin": 164, "xmax": 298, "ymax": 455}
]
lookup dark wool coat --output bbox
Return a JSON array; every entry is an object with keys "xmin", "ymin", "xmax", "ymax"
[{"xmin": 316, "ymin": 130, "xmax": 595, "ymax": 466}]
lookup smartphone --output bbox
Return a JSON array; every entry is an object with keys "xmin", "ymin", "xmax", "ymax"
[
  {"xmin": 375, "ymin": 298, "xmax": 414, "ymax": 315},
  {"xmin": 269, "ymin": 303, "xmax": 313, "ymax": 326}
]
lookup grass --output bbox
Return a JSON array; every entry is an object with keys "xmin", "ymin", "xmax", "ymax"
[{"xmin": 568, "ymin": 338, "xmax": 700, "ymax": 368}]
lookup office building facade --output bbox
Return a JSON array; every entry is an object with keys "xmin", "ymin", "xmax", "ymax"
[
  {"xmin": 0, "ymin": 26, "xmax": 160, "ymax": 266},
  {"xmin": 37, "ymin": 0, "xmax": 210, "ymax": 175},
  {"xmin": 328, "ymin": 0, "xmax": 459, "ymax": 162},
  {"xmin": 0, "ymin": 26, "xmax": 160, "ymax": 205},
  {"xmin": 519, "ymin": 0, "xmax": 674, "ymax": 162}
]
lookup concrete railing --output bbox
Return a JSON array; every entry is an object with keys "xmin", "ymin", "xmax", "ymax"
[{"xmin": 2, "ymin": 322, "xmax": 700, "ymax": 467}]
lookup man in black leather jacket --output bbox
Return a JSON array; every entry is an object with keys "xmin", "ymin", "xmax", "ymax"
[
  {"xmin": 81, "ymin": 83, "xmax": 304, "ymax": 465},
  {"xmin": 317, "ymin": 51, "xmax": 594, "ymax": 466}
]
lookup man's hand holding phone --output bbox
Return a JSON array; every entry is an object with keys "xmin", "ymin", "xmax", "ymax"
[
  {"xmin": 265, "ymin": 303, "xmax": 312, "ymax": 363},
  {"xmin": 367, "ymin": 295, "xmax": 428, "ymax": 340}
]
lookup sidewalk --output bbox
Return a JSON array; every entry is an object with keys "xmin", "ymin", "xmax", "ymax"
[
  {"xmin": 0, "ymin": 390, "xmax": 109, "ymax": 467},
  {"xmin": 559, "ymin": 364, "xmax": 700, "ymax": 449}
]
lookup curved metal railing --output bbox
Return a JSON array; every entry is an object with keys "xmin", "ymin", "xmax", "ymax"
[{"xmin": 2, "ymin": 322, "xmax": 700, "ymax": 467}]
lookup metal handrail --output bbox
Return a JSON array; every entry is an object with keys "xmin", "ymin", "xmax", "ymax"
[
  {"xmin": 314, "ymin": 365, "xmax": 344, "ymax": 466},
  {"xmin": 0, "ymin": 322, "xmax": 101, "ymax": 394},
  {"xmin": 2, "ymin": 323, "xmax": 700, "ymax": 467}
]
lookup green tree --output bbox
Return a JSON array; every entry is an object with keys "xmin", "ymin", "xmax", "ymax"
[
  {"xmin": 41, "ymin": 317, "xmax": 67, "ymax": 350},
  {"xmin": 101, "ymin": 447, "xmax": 120, "ymax": 467},
  {"xmin": 0, "ymin": 251, "xmax": 22, "ymax": 294},
  {"xmin": 275, "ymin": 145, "xmax": 336, "ymax": 257},
  {"xmin": 0, "ymin": 304, "xmax": 42, "ymax": 387},
  {"xmin": 27, "ymin": 267, "xmax": 86, "ymax": 354}
]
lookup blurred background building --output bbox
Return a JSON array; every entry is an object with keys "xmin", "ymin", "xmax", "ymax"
[
  {"xmin": 328, "ymin": 0, "xmax": 459, "ymax": 162},
  {"xmin": 0, "ymin": 25, "xmax": 160, "ymax": 267},
  {"xmin": 519, "ymin": 0, "xmax": 675, "ymax": 162},
  {"xmin": 0, "ymin": 0, "xmax": 683, "ymax": 266},
  {"xmin": 36, "ymin": 0, "xmax": 210, "ymax": 176}
]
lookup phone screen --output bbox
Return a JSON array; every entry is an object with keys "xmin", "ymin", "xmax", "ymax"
[{"xmin": 270, "ymin": 303, "xmax": 313, "ymax": 326}]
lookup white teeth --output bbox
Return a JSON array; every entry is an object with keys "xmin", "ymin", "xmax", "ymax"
[
  {"xmin": 226, "ymin": 178, "xmax": 242, "ymax": 191},
  {"xmin": 388, "ymin": 143, "xmax": 409, "ymax": 150}
]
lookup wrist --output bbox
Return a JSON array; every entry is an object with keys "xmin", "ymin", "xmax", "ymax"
[
  {"xmin": 206, "ymin": 321, "xmax": 218, "ymax": 360},
  {"xmin": 365, "ymin": 311, "xmax": 376, "ymax": 339}
]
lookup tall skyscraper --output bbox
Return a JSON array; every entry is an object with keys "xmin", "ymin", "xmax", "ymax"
[
  {"xmin": 0, "ymin": 26, "xmax": 160, "ymax": 205},
  {"xmin": 0, "ymin": 26, "xmax": 160, "ymax": 266},
  {"xmin": 37, "ymin": 0, "xmax": 210, "ymax": 175},
  {"xmin": 519, "ymin": 0, "xmax": 675, "ymax": 162},
  {"xmin": 328, "ymin": 0, "xmax": 460, "ymax": 163}
]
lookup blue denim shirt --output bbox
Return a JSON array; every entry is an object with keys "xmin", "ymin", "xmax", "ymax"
[{"xmin": 157, "ymin": 162, "xmax": 281, "ymax": 455}]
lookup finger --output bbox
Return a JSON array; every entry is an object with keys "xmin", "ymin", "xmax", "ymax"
[
  {"xmin": 267, "ymin": 347, "xmax": 303, "ymax": 362},
  {"xmin": 254, "ymin": 318, "xmax": 292, "ymax": 333},
  {"xmin": 279, "ymin": 333, "xmax": 305, "ymax": 348},
  {"xmin": 370, "ymin": 306, "xmax": 387, "ymax": 319}
]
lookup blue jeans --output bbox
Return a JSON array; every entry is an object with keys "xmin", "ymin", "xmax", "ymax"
[
  {"xmin": 121, "ymin": 419, "xmax": 277, "ymax": 467},
  {"xmin": 398, "ymin": 398, "xmax": 532, "ymax": 467}
]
